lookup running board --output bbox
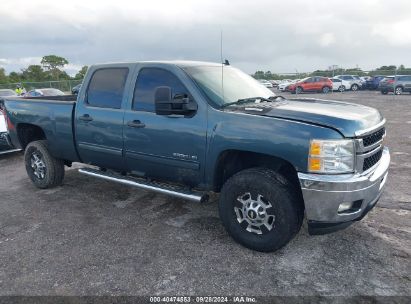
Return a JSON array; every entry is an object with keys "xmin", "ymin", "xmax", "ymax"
[
  {"xmin": 78, "ymin": 168, "xmax": 209, "ymax": 203},
  {"xmin": 0, "ymin": 148, "xmax": 21, "ymax": 155}
]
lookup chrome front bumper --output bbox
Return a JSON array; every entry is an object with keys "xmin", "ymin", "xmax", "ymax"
[{"xmin": 298, "ymin": 147, "xmax": 390, "ymax": 233}]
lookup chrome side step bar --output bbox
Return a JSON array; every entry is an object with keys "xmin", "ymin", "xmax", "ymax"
[
  {"xmin": 0, "ymin": 148, "xmax": 21, "ymax": 155},
  {"xmin": 78, "ymin": 168, "xmax": 209, "ymax": 203}
]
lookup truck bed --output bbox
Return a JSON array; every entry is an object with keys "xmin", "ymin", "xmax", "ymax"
[{"xmin": 3, "ymin": 96, "xmax": 80, "ymax": 162}]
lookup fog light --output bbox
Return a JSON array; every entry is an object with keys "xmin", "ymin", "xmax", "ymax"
[{"xmin": 338, "ymin": 202, "xmax": 353, "ymax": 213}]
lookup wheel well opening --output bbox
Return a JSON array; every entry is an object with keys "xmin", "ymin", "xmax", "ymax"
[
  {"xmin": 17, "ymin": 124, "xmax": 46, "ymax": 149},
  {"xmin": 214, "ymin": 150, "xmax": 301, "ymax": 193}
]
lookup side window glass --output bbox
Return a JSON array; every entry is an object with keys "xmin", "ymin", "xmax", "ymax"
[
  {"xmin": 133, "ymin": 68, "xmax": 188, "ymax": 112},
  {"xmin": 87, "ymin": 68, "xmax": 129, "ymax": 109}
]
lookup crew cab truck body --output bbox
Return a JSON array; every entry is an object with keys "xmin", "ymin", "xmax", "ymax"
[{"xmin": 2, "ymin": 61, "xmax": 390, "ymax": 252}]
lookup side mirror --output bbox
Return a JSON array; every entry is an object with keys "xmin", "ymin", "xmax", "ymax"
[{"xmin": 154, "ymin": 86, "xmax": 197, "ymax": 116}]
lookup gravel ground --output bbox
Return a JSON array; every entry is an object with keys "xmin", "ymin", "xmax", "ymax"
[{"xmin": 0, "ymin": 90, "xmax": 410, "ymax": 297}]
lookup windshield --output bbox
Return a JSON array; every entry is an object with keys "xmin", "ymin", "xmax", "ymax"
[{"xmin": 183, "ymin": 66, "xmax": 274, "ymax": 107}]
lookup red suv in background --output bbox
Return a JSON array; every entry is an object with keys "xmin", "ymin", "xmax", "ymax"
[{"xmin": 288, "ymin": 76, "xmax": 332, "ymax": 94}]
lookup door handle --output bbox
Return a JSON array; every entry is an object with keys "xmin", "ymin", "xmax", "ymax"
[
  {"xmin": 127, "ymin": 120, "xmax": 146, "ymax": 128},
  {"xmin": 79, "ymin": 114, "xmax": 93, "ymax": 122}
]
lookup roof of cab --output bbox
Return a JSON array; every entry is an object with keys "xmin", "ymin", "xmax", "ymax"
[{"xmin": 89, "ymin": 60, "xmax": 223, "ymax": 69}]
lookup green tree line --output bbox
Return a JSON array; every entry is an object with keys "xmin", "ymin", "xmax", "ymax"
[{"xmin": 0, "ymin": 55, "xmax": 88, "ymax": 84}]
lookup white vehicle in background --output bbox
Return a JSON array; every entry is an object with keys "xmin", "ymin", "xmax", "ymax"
[
  {"xmin": 258, "ymin": 79, "xmax": 274, "ymax": 88},
  {"xmin": 335, "ymin": 75, "xmax": 362, "ymax": 91},
  {"xmin": 331, "ymin": 78, "xmax": 351, "ymax": 92},
  {"xmin": 0, "ymin": 107, "xmax": 20, "ymax": 154},
  {"xmin": 278, "ymin": 79, "xmax": 298, "ymax": 91}
]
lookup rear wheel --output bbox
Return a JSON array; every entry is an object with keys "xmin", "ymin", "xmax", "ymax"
[
  {"xmin": 395, "ymin": 86, "xmax": 403, "ymax": 95},
  {"xmin": 24, "ymin": 140, "xmax": 65, "ymax": 189},
  {"xmin": 351, "ymin": 84, "xmax": 359, "ymax": 91},
  {"xmin": 322, "ymin": 86, "xmax": 330, "ymax": 93},
  {"xmin": 218, "ymin": 168, "xmax": 303, "ymax": 252},
  {"xmin": 381, "ymin": 90, "xmax": 388, "ymax": 95},
  {"xmin": 296, "ymin": 86, "xmax": 303, "ymax": 94}
]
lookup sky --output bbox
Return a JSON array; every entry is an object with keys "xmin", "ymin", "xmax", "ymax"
[{"xmin": 1, "ymin": 0, "xmax": 411, "ymax": 76}]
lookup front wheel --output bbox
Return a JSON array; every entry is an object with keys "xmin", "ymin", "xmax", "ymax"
[
  {"xmin": 24, "ymin": 140, "xmax": 65, "ymax": 189},
  {"xmin": 351, "ymin": 84, "xmax": 359, "ymax": 91},
  {"xmin": 295, "ymin": 86, "xmax": 303, "ymax": 94},
  {"xmin": 381, "ymin": 90, "xmax": 388, "ymax": 95},
  {"xmin": 338, "ymin": 85, "xmax": 346, "ymax": 92},
  {"xmin": 395, "ymin": 86, "xmax": 403, "ymax": 95},
  {"xmin": 218, "ymin": 168, "xmax": 303, "ymax": 252}
]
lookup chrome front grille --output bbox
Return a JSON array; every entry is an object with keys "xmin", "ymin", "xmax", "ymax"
[
  {"xmin": 362, "ymin": 127, "xmax": 385, "ymax": 147},
  {"xmin": 363, "ymin": 149, "xmax": 383, "ymax": 171},
  {"xmin": 355, "ymin": 124, "xmax": 386, "ymax": 173}
]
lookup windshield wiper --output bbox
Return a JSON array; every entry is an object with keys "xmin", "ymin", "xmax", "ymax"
[{"xmin": 221, "ymin": 96, "xmax": 283, "ymax": 108}]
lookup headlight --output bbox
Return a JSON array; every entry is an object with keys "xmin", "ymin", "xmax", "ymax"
[{"xmin": 308, "ymin": 139, "xmax": 355, "ymax": 173}]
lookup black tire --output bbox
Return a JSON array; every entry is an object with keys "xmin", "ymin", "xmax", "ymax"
[
  {"xmin": 381, "ymin": 90, "xmax": 388, "ymax": 95},
  {"xmin": 322, "ymin": 86, "xmax": 330, "ymax": 93},
  {"xmin": 395, "ymin": 86, "xmax": 403, "ymax": 95},
  {"xmin": 296, "ymin": 86, "xmax": 303, "ymax": 94},
  {"xmin": 24, "ymin": 140, "xmax": 65, "ymax": 189},
  {"xmin": 218, "ymin": 168, "xmax": 303, "ymax": 252},
  {"xmin": 338, "ymin": 85, "xmax": 345, "ymax": 92},
  {"xmin": 351, "ymin": 84, "xmax": 359, "ymax": 91}
]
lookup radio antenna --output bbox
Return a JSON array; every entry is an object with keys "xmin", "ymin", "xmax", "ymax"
[{"xmin": 220, "ymin": 29, "xmax": 224, "ymax": 104}]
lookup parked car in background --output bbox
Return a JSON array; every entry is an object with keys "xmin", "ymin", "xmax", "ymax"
[
  {"xmin": 258, "ymin": 79, "xmax": 274, "ymax": 88},
  {"xmin": 379, "ymin": 75, "xmax": 411, "ymax": 95},
  {"xmin": 331, "ymin": 78, "xmax": 351, "ymax": 92},
  {"xmin": 269, "ymin": 80, "xmax": 280, "ymax": 88},
  {"xmin": 0, "ymin": 89, "xmax": 18, "ymax": 98},
  {"xmin": 24, "ymin": 88, "xmax": 65, "ymax": 97},
  {"xmin": 365, "ymin": 75, "xmax": 385, "ymax": 90},
  {"xmin": 71, "ymin": 83, "xmax": 82, "ymax": 95},
  {"xmin": 335, "ymin": 75, "xmax": 362, "ymax": 91},
  {"xmin": 278, "ymin": 80, "xmax": 296, "ymax": 92},
  {"xmin": 0, "ymin": 105, "xmax": 20, "ymax": 154},
  {"xmin": 288, "ymin": 77, "xmax": 333, "ymax": 94}
]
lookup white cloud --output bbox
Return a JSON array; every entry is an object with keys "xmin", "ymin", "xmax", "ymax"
[
  {"xmin": 319, "ymin": 33, "xmax": 336, "ymax": 47},
  {"xmin": 1, "ymin": 0, "xmax": 411, "ymax": 74}
]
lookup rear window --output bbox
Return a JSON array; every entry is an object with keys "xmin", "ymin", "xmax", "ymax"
[{"xmin": 87, "ymin": 68, "xmax": 129, "ymax": 108}]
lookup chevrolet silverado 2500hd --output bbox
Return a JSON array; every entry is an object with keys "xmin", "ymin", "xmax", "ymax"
[{"xmin": 1, "ymin": 61, "xmax": 390, "ymax": 252}]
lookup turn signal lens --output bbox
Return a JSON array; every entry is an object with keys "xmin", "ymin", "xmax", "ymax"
[
  {"xmin": 308, "ymin": 139, "xmax": 355, "ymax": 173},
  {"xmin": 308, "ymin": 158, "xmax": 321, "ymax": 171}
]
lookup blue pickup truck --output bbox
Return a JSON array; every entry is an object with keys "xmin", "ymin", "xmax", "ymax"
[{"xmin": 1, "ymin": 61, "xmax": 390, "ymax": 252}]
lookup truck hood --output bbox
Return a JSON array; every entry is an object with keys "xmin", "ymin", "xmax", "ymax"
[{"xmin": 229, "ymin": 98, "xmax": 383, "ymax": 137}]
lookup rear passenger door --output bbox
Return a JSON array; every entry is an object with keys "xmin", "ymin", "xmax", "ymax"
[
  {"xmin": 303, "ymin": 77, "xmax": 315, "ymax": 91},
  {"xmin": 313, "ymin": 77, "xmax": 324, "ymax": 91},
  {"xmin": 75, "ymin": 66, "xmax": 131, "ymax": 170}
]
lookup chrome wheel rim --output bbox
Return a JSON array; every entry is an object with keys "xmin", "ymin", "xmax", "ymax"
[
  {"xmin": 323, "ymin": 87, "xmax": 329, "ymax": 93},
  {"xmin": 234, "ymin": 192, "xmax": 275, "ymax": 235},
  {"xmin": 31, "ymin": 152, "xmax": 46, "ymax": 179},
  {"xmin": 352, "ymin": 85, "xmax": 358, "ymax": 91},
  {"xmin": 339, "ymin": 86, "xmax": 345, "ymax": 92},
  {"xmin": 395, "ymin": 87, "xmax": 402, "ymax": 95}
]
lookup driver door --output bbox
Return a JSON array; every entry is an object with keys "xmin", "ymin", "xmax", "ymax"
[{"xmin": 123, "ymin": 67, "xmax": 207, "ymax": 186}]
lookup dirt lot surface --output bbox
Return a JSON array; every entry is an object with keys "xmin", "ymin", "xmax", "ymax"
[{"xmin": 0, "ymin": 90, "xmax": 410, "ymax": 297}]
